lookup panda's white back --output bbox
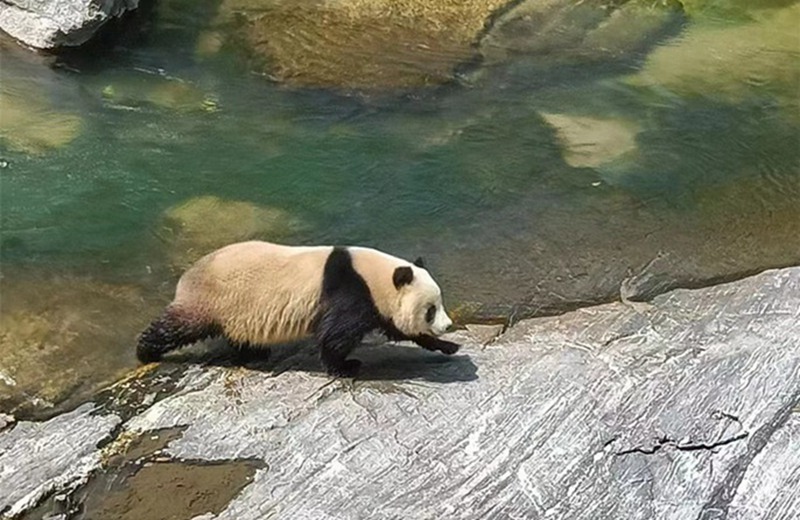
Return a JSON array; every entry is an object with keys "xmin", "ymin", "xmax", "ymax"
[{"xmin": 174, "ymin": 241, "xmax": 333, "ymax": 345}]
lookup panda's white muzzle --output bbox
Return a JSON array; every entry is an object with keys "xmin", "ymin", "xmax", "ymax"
[{"xmin": 432, "ymin": 312, "xmax": 453, "ymax": 336}]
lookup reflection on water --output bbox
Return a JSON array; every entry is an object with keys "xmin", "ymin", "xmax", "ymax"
[{"xmin": 1, "ymin": 0, "xmax": 799, "ymax": 416}]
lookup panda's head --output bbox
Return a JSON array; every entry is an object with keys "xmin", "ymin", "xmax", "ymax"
[{"xmin": 390, "ymin": 257, "xmax": 453, "ymax": 338}]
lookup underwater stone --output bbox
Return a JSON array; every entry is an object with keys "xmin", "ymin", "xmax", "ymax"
[
  {"xmin": 160, "ymin": 195, "xmax": 304, "ymax": 271},
  {"xmin": 625, "ymin": 3, "xmax": 800, "ymax": 114},
  {"xmin": 0, "ymin": 81, "xmax": 83, "ymax": 154},
  {"xmin": 212, "ymin": 0, "xmax": 510, "ymax": 89},
  {"xmin": 0, "ymin": 0, "xmax": 139, "ymax": 50},
  {"xmin": 0, "ymin": 273, "xmax": 160, "ymax": 416},
  {"xmin": 478, "ymin": 0, "xmax": 685, "ymax": 69},
  {"xmin": 540, "ymin": 112, "xmax": 641, "ymax": 169}
]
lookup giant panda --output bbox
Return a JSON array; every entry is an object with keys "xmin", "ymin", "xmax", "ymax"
[{"xmin": 136, "ymin": 240, "xmax": 459, "ymax": 377}]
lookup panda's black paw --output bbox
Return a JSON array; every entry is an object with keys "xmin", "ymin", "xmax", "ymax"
[
  {"xmin": 436, "ymin": 340, "xmax": 460, "ymax": 355},
  {"xmin": 327, "ymin": 359, "xmax": 362, "ymax": 378}
]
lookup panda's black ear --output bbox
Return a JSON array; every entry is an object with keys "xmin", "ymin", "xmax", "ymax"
[
  {"xmin": 413, "ymin": 257, "xmax": 425, "ymax": 268},
  {"xmin": 393, "ymin": 266, "xmax": 414, "ymax": 289}
]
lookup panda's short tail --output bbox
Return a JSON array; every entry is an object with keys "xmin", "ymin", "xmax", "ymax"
[{"xmin": 136, "ymin": 306, "xmax": 219, "ymax": 363}]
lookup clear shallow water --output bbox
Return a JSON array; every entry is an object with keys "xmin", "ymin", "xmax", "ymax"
[{"xmin": 1, "ymin": 0, "xmax": 799, "ymax": 416}]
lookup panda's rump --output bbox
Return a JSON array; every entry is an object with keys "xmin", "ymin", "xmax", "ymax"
[{"xmin": 174, "ymin": 241, "xmax": 330, "ymax": 345}]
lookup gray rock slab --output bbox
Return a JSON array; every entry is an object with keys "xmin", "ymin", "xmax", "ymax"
[
  {"xmin": 1, "ymin": 267, "xmax": 797, "ymax": 519},
  {"xmin": 0, "ymin": 0, "xmax": 138, "ymax": 49},
  {"xmin": 726, "ymin": 413, "xmax": 800, "ymax": 520},
  {"xmin": 0, "ymin": 403, "xmax": 120, "ymax": 517},
  {"xmin": 113, "ymin": 267, "xmax": 799, "ymax": 520}
]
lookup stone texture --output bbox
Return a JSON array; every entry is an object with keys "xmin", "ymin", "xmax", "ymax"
[
  {"xmin": 158, "ymin": 195, "xmax": 305, "ymax": 272},
  {"xmin": 540, "ymin": 112, "xmax": 641, "ymax": 168},
  {"xmin": 213, "ymin": 0, "xmax": 510, "ymax": 89},
  {"xmin": 625, "ymin": 3, "xmax": 800, "ymax": 116},
  {"xmin": 464, "ymin": 323, "xmax": 505, "ymax": 345},
  {"xmin": 726, "ymin": 414, "xmax": 800, "ymax": 520},
  {"xmin": 2, "ymin": 267, "xmax": 798, "ymax": 519},
  {"xmin": 478, "ymin": 0, "xmax": 684, "ymax": 68},
  {"xmin": 0, "ymin": 77, "xmax": 83, "ymax": 155},
  {"xmin": 0, "ymin": 403, "xmax": 120, "ymax": 517},
  {"xmin": 0, "ymin": 0, "xmax": 139, "ymax": 50}
]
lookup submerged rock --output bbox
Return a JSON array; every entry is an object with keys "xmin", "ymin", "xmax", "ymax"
[
  {"xmin": 676, "ymin": 0, "xmax": 797, "ymax": 21},
  {"xmin": 478, "ymin": 0, "xmax": 685, "ymax": 69},
  {"xmin": 159, "ymin": 195, "xmax": 304, "ymax": 271},
  {"xmin": 0, "ymin": 79, "xmax": 83, "ymax": 154},
  {"xmin": 0, "ymin": 274, "xmax": 160, "ymax": 416},
  {"xmin": 0, "ymin": 0, "xmax": 139, "ymax": 50},
  {"xmin": 215, "ymin": 0, "xmax": 510, "ymax": 89},
  {"xmin": 625, "ymin": 3, "xmax": 800, "ymax": 112},
  {"xmin": 540, "ymin": 112, "xmax": 641, "ymax": 168},
  {"xmin": 100, "ymin": 74, "xmax": 218, "ymax": 113}
]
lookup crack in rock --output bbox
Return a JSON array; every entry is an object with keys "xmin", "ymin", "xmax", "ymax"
[
  {"xmin": 698, "ymin": 391, "xmax": 800, "ymax": 520},
  {"xmin": 614, "ymin": 411, "xmax": 749, "ymax": 456}
]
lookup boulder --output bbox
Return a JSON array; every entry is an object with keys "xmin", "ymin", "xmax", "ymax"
[
  {"xmin": 0, "ymin": 0, "xmax": 139, "ymax": 49},
  {"xmin": 213, "ymin": 0, "xmax": 511, "ymax": 89}
]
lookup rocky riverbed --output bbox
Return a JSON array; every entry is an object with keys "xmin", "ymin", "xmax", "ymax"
[{"xmin": 2, "ymin": 266, "xmax": 798, "ymax": 520}]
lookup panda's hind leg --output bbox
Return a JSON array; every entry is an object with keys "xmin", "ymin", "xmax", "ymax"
[{"xmin": 136, "ymin": 306, "xmax": 220, "ymax": 363}]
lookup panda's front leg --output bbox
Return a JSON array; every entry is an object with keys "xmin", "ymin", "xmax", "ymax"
[
  {"xmin": 412, "ymin": 335, "xmax": 460, "ymax": 355},
  {"xmin": 315, "ymin": 307, "xmax": 370, "ymax": 378}
]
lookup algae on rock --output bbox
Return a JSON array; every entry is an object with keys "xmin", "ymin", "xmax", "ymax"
[{"xmin": 99, "ymin": 74, "xmax": 218, "ymax": 113}]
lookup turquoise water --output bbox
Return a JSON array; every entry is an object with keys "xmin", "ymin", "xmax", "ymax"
[{"xmin": 1, "ymin": 0, "xmax": 799, "ymax": 415}]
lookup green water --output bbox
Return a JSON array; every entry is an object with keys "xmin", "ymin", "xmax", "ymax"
[{"xmin": 1, "ymin": 0, "xmax": 799, "ymax": 416}]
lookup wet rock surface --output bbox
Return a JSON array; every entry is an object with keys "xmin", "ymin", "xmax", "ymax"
[
  {"xmin": 0, "ymin": 272, "xmax": 163, "ymax": 418},
  {"xmin": 212, "ymin": 0, "xmax": 511, "ymax": 89},
  {"xmin": 0, "ymin": 0, "xmax": 139, "ymax": 50},
  {"xmin": 0, "ymin": 404, "xmax": 121, "ymax": 518},
  {"xmin": 3, "ymin": 266, "xmax": 798, "ymax": 519}
]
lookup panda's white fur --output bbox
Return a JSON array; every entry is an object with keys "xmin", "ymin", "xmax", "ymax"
[{"xmin": 137, "ymin": 240, "xmax": 457, "ymax": 376}]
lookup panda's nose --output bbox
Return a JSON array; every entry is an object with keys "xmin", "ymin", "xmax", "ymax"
[{"xmin": 444, "ymin": 317, "xmax": 454, "ymax": 332}]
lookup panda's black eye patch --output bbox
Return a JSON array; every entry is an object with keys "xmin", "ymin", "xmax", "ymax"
[{"xmin": 425, "ymin": 305, "xmax": 436, "ymax": 323}]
